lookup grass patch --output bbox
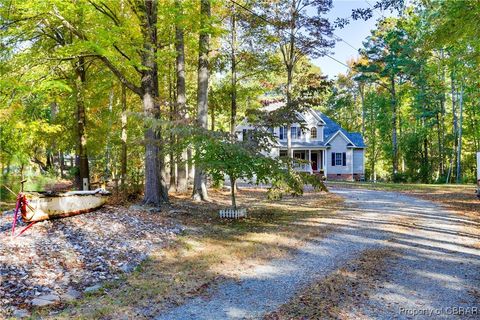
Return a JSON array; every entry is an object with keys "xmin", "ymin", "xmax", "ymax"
[
  {"xmin": 36, "ymin": 188, "xmax": 342, "ymax": 319},
  {"xmin": 327, "ymin": 180, "xmax": 474, "ymax": 192},
  {"xmin": 328, "ymin": 181, "xmax": 479, "ymax": 219}
]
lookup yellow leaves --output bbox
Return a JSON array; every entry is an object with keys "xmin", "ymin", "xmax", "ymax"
[
  {"xmin": 14, "ymin": 120, "xmax": 64, "ymax": 139},
  {"xmin": 36, "ymin": 80, "xmax": 73, "ymax": 94},
  {"xmin": 14, "ymin": 122, "xmax": 27, "ymax": 130},
  {"xmin": 0, "ymin": 108, "xmax": 15, "ymax": 121}
]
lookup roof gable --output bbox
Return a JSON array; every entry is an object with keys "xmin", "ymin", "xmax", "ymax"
[
  {"xmin": 313, "ymin": 110, "xmax": 365, "ymax": 148},
  {"xmin": 325, "ymin": 130, "xmax": 354, "ymax": 146},
  {"xmin": 307, "ymin": 109, "xmax": 326, "ymax": 125}
]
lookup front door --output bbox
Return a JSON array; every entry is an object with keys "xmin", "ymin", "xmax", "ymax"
[{"xmin": 311, "ymin": 152, "xmax": 318, "ymax": 171}]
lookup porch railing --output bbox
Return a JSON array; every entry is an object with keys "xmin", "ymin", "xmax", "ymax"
[{"xmin": 293, "ymin": 163, "xmax": 312, "ymax": 173}]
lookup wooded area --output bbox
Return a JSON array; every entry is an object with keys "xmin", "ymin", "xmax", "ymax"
[{"xmin": 0, "ymin": 0, "xmax": 479, "ymax": 206}]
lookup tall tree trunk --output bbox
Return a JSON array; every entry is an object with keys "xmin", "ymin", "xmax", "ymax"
[
  {"xmin": 436, "ymin": 112, "xmax": 442, "ymax": 178},
  {"xmin": 74, "ymin": 57, "xmax": 90, "ymax": 190},
  {"xmin": 59, "ymin": 151, "xmax": 65, "ymax": 178},
  {"xmin": 423, "ymin": 137, "xmax": 429, "ymax": 181},
  {"xmin": 187, "ymin": 148, "xmax": 194, "ymax": 183},
  {"xmin": 369, "ymin": 102, "xmax": 376, "ymax": 181},
  {"xmin": 48, "ymin": 102, "xmax": 58, "ymax": 173},
  {"xmin": 279, "ymin": 0, "xmax": 297, "ymax": 161},
  {"xmin": 390, "ymin": 76, "xmax": 398, "ymax": 179},
  {"xmin": 105, "ymin": 88, "xmax": 115, "ymax": 180},
  {"xmin": 456, "ymin": 81, "xmax": 464, "ymax": 183},
  {"xmin": 447, "ymin": 72, "xmax": 457, "ymax": 183},
  {"xmin": 420, "ymin": 83, "xmax": 429, "ymax": 182},
  {"xmin": 438, "ymin": 49, "xmax": 446, "ymax": 176},
  {"xmin": 175, "ymin": 1, "xmax": 188, "ymax": 193},
  {"xmin": 192, "ymin": 0, "xmax": 211, "ymax": 201},
  {"xmin": 46, "ymin": 152, "xmax": 53, "ymax": 170},
  {"xmin": 230, "ymin": 5, "xmax": 237, "ymax": 136},
  {"xmin": 359, "ymin": 82, "xmax": 366, "ymax": 137},
  {"xmin": 168, "ymin": 59, "xmax": 176, "ymax": 192},
  {"xmin": 286, "ymin": 65, "xmax": 293, "ymax": 159},
  {"xmin": 140, "ymin": 0, "xmax": 168, "ymax": 205},
  {"xmin": 120, "ymin": 84, "xmax": 127, "ymax": 190},
  {"xmin": 285, "ymin": 1, "xmax": 297, "ymax": 160},
  {"xmin": 230, "ymin": 176, "xmax": 236, "ymax": 209},
  {"xmin": 472, "ymin": 97, "xmax": 480, "ymax": 152}
]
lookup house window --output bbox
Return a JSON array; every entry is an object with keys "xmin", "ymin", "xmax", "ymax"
[
  {"xmin": 293, "ymin": 151, "xmax": 305, "ymax": 159},
  {"xmin": 335, "ymin": 153, "xmax": 343, "ymax": 165},
  {"xmin": 279, "ymin": 150, "xmax": 287, "ymax": 157},
  {"xmin": 279, "ymin": 126, "xmax": 286, "ymax": 140},
  {"xmin": 331, "ymin": 152, "xmax": 346, "ymax": 166},
  {"xmin": 311, "ymin": 127, "xmax": 317, "ymax": 139},
  {"xmin": 291, "ymin": 127, "xmax": 302, "ymax": 139}
]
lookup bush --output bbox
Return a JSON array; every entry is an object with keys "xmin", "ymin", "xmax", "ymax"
[
  {"xmin": 267, "ymin": 169, "xmax": 328, "ymax": 200},
  {"xmin": 391, "ymin": 172, "xmax": 408, "ymax": 183}
]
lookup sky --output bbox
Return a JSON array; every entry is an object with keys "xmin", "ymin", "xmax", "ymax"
[{"xmin": 312, "ymin": 0, "xmax": 389, "ymax": 79}]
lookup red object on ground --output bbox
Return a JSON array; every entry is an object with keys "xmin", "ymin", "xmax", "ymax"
[{"xmin": 11, "ymin": 193, "xmax": 35, "ymax": 237}]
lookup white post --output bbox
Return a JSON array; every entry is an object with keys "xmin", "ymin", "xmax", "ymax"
[
  {"xmin": 351, "ymin": 149, "xmax": 354, "ymax": 181},
  {"xmin": 324, "ymin": 149, "xmax": 328, "ymax": 179},
  {"xmin": 308, "ymin": 149, "xmax": 311, "ymax": 174},
  {"xmin": 363, "ymin": 149, "xmax": 366, "ymax": 180},
  {"xmin": 476, "ymin": 152, "xmax": 480, "ymax": 184}
]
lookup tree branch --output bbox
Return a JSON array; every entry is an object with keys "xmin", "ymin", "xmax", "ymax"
[
  {"xmin": 52, "ymin": 6, "xmax": 87, "ymax": 40},
  {"xmin": 87, "ymin": 0, "xmax": 121, "ymax": 26},
  {"xmin": 51, "ymin": 6, "xmax": 142, "ymax": 95},
  {"xmin": 98, "ymin": 55, "xmax": 142, "ymax": 95}
]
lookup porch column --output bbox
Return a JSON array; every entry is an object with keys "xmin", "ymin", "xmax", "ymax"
[
  {"xmin": 308, "ymin": 149, "xmax": 311, "ymax": 174},
  {"xmin": 351, "ymin": 149, "xmax": 354, "ymax": 181},
  {"xmin": 324, "ymin": 150, "xmax": 328, "ymax": 179}
]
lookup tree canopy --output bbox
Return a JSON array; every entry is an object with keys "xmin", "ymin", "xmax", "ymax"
[{"xmin": 1, "ymin": 0, "xmax": 478, "ymax": 206}]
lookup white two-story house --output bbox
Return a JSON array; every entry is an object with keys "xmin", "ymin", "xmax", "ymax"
[{"xmin": 237, "ymin": 103, "xmax": 366, "ymax": 181}]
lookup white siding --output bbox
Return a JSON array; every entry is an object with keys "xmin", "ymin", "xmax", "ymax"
[
  {"xmin": 276, "ymin": 124, "xmax": 325, "ymax": 143},
  {"xmin": 269, "ymin": 147, "xmax": 279, "ymax": 158},
  {"xmin": 327, "ymin": 134, "xmax": 352, "ymax": 175},
  {"xmin": 236, "ymin": 122, "xmax": 254, "ymax": 141},
  {"xmin": 353, "ymin": 149, "xmax": 364, "ymax": 174}
]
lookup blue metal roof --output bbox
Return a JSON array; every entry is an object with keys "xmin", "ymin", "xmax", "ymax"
[
  {"xmin": 313, "ymin": 110, "xmax": 365, "ymax": 148},
  {"xmin": 347, "ymin": 132, "xmax": 366, "ymax": 148}
]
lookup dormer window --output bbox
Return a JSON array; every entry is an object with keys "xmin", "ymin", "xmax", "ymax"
[
  {"xmin": 291, "ymin": 127, "xmax": 302, "ymax": 139},
  {"xmin": 311, "ymin": 127, "xmax": 317, "ymax": 139}
]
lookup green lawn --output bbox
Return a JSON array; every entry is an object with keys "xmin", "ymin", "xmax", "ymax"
[{"xmin": 327, "ymin": 180, "xmax": 476, "ymax": 192}]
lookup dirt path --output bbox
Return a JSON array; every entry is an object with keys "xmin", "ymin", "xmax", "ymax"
[{"xmin": 155, "ymin": 188, "xmax": 480, "ymax": 320}]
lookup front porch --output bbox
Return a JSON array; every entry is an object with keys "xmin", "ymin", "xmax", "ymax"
[{"xmin": 280, "ymin": 149, "xmax": 327, "ymax": 175}]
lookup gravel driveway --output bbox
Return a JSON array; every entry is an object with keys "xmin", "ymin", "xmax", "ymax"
[{"xmin": 156, "ymin": 188, "xmax": 480, "ymax": 320}]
